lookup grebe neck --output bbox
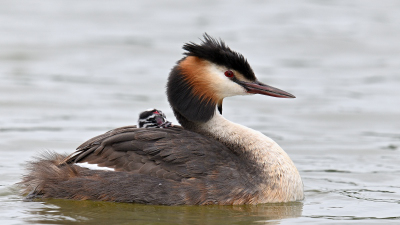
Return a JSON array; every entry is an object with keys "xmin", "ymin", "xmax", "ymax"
[{"xmin": 193, "ymin": 113, "xmax": 304, "ymax": 202}]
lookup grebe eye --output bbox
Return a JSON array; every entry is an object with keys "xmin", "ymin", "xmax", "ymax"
[{"xmin": 224, "ymin": 70, "xmax": 234, "ymax": 78}]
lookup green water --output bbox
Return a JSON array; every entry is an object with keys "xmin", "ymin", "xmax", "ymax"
[{"xmin": 22, "ymin": 199, "xmax": 303, "ymax": 224}]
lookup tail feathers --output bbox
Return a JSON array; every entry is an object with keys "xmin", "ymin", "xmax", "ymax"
[{"xmin": 19, "ymin": 151, "xmax": 78, "ymax": 199}]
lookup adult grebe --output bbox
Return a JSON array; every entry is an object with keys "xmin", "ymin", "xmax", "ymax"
[{"xmin": 21, "ymin": 34, "xmax": 304, "ymax": 205}]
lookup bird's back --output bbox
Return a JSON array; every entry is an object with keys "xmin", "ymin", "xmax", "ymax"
[{"xmin": 21, "ymin": 126, "xmax": 261, "ymax": 205}]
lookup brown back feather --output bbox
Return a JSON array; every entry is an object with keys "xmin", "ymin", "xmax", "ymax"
[{"xmin": 20, "ymin": 126, "xmax": 263, "ymax": 204}]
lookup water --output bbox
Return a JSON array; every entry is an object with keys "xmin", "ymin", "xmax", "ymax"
[{"xmin": 1, "ymin": 0, "xmax": 399, "ymax": 224}]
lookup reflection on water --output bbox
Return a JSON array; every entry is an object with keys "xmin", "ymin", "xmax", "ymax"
[{"xmin": 26, "ymin": 199, "xmax": 303, "ymax": 225}]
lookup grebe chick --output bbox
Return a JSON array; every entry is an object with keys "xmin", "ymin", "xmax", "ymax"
[
  {"xmin": 138, "ymin": 109, "xmax": 172, "ymax": 128},
  {"xmin": 20, "ymin": 34, "xmax": 304, "ymax": 205}
]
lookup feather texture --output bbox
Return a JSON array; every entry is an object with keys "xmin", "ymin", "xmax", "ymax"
[{"xmin": 21, "ymin": 126, "xmax": 262, "ymax": 205}]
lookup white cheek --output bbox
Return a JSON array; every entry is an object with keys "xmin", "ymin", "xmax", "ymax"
[
  {"xmin": 206, "ymin": 64, "xmax": 250, "ymax": 98},
  {"xmin": 215, "ymin": 78, "xmax": 249, "ymax": 98}
]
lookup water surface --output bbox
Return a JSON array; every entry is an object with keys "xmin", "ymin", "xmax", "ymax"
[{"xmin": 1, "ymin": 1, "xmax": 399, "ymax": 224}]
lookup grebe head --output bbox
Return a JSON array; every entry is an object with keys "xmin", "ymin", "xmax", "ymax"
[
  {"xmin": 138, "ymin": 109, "xmax": 172, "ymax": 128},
  {"xmin": 167, "ymin": 33, "xmax": 295, "ymax": 124}
]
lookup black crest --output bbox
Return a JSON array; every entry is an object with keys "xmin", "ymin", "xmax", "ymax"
[{"xmin": 183, "ymin": 33, "xmax": 256, "ymax": 81}]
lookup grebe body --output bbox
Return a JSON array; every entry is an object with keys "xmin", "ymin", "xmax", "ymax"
[{"xmin": 21, "ymin": 34, "xmax": 304, "ymax": 205}]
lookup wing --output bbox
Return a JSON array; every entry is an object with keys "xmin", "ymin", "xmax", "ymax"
[{"xmin": 63, "ymin": 125, "xmax": 238, "ymax": 182}]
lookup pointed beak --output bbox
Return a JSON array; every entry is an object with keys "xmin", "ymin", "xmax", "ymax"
[{"xmin": 238, "ymin": 80, "xmax": 295, "ymax": 98}]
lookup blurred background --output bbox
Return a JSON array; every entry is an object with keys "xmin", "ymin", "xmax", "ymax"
[{"xmin": 0, "ymin": 0, "xmax": 399, "ymax": 224}]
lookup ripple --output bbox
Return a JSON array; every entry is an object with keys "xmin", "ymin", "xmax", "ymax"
[
  {"xmin": 306, "ymin": 215, "xmax": 400, "ymax": 220},
  {"xmin": 0, "ymin": 127, "xmax": 62, "ymax": 132},
  {"xmin": 362, "ymin": 132, "xmax": 400, "ymax": 139},
  {"xmin": 338, "ymin": 189, "xmax": 400, "ymax": 204},
  {"xmin": 383, "ymin": 144, "xmax": 398, "ymax": 150},
  {"xmin": 302, "ymin": 169, "xmax": 351, "ymax": 173}
]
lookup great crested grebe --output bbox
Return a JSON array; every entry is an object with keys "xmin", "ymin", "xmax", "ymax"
[{"xmin": 21, "ymin": 34, "xmax": 304, "ymax": 205}]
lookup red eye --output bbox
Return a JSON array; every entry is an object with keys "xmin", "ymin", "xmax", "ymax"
[{"xmin": 224, "ymin": 70, "xmax": 234, "ymax": 78}]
